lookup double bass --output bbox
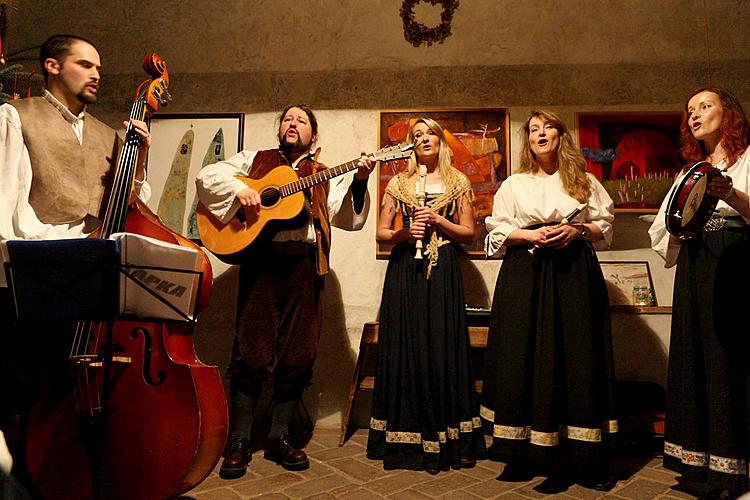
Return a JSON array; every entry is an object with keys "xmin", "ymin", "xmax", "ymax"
[{"xmin": 25, "ymin": 54, "xmax": 228, "ymax": 500}]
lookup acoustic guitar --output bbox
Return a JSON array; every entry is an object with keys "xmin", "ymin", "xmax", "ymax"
[{"xmin": 196, "ymin": 143, "xmax": 414, "ymax": 261}]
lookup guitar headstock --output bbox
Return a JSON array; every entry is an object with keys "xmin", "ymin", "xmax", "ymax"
[{"xmin": 372, "ymin": 142, "xmax": 415, "ymax": 162}]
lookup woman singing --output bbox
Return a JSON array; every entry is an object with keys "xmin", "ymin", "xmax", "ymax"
[
  {"xmin": 481, "ymin": 110, "xmax": 617, "ymax": 492},
  {"xmin": 649, "ymin": 87, "xmax": 750, "ymax": 499},
  {"xmin": 366, "ymin": 118, "xmax": 485, "ymax": 474}
]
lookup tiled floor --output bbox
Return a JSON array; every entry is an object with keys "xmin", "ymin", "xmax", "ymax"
[{"xmin": 181, "ymin": 428, "xmax": 707, "ymax": 499}]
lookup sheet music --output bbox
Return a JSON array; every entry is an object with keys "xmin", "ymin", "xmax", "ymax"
[{"xmin": 111, "ymin": 232, "xmax": 200, "ymax": 321}]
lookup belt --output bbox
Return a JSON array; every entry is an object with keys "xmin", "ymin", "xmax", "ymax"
[
  {"xmin": 704, "ymin": 216, "xmax": 748, "ymax": 232},
  {"xmin": 269, "ymin": 241, "xmax": 316, "ymax": 257}
]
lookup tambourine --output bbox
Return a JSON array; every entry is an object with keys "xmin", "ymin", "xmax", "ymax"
[{"xmin": 665, "ymin": 161, "xmax": 721, "ymax": 239}]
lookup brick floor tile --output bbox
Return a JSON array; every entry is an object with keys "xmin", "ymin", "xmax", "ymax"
[
  {"xmin": 310, "ymin": 443, "xmax": 366, "ymax": 462},
  {"xmin": 242, "ymin": 493, "xmax": 292, "ymax": 500},
  {"xmin": 558, "ymin": 482, "xmax": 609, "ymax": 499},
  {"xmin": 510, "ymin": 477, "xmax": 553, "ymax": 498},
  {"xmin": 189, "ymin": 486, "xmax": 244, "ymax": 499},
  {"xmin": 348, "ymin": 430, "xmax": 370, "ymax": 447},
  {"xmin": 304, "ymin": 439, "xmax": 327, "ymax": 453},
  {"xmin": 299, "ymin": 458, "xmax": 337, "ymax": 478},
  {"xmin": 661, "ymin": 483, "xmax": 705, "ymax": 499},
  {"xmin": 184, "ymin": 428, "xmax": 697, "ymax": 500},
  {"xmin": 365, "ymin": 470, "xmax": 432, "ymax": 495},
  {"xmin": 634, "ymin": 467, "xmax": 679, "ymax": 485},
  {"xmin": 462, "ymin": 477, "xmax": 522, "ymax": 497},
  {"xmin": 442, "ymin": 490, "xmax": 484, "ymax": 499},
  {"xmin": 328, "ymin": 456, "xmax": 385, "ymax": 483},
  {"xmin": 329, "ymin": 481, "xmax": 366, "ymax": 497},
  {"xmin": 338, "ymin": 487, "xmax": 391, "ymax": 499},
  {"xmin": 196, "ymin": 472, "xmax": 234, "ymax": 491},
  {"xmin": 232, "ymin": 471, "xmax": 305, "ymax": 497},
  {"xmin": 460, "ymin": 463, "xmax": 503, "ymax": 481},
  {"xmin": 386, "ymin": 488, "xmax": 435, "ymax": 499},
  {"xmin": 280, "ymin": 473, "xmax": 348, "ymax": 498},
  {"xmin": 613, "ymin": 478, "xmax": 671, "ymax": 499},
  {"xmin": 416, "ymin": 471, "xmax": 480, "ymax": 497},
  {"xmin": 302, "ymin": 493, "xmax": 337, "ymax": 500}
]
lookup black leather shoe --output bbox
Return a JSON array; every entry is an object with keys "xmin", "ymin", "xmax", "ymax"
[
  {"xmin": 534, "ymin": 475, "xmax": 572, "ymax": 494},
  {"xmin": 219, "ymin": 438, "xmax": 252, "ymax": 479},
  {"xmin": 581, "ymin": 474, "xmax": 616, "ymax": 492},
  {"xmin": 593, "ymin": 476, "xmax": 617, "ymax": 492},
  {"xmin": 264, "ymin": 434, "xmax": 310, "ymax": 471}
]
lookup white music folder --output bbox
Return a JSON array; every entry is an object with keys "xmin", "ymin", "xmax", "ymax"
[{"xmin": 110, "ymin": 232, "xmax": 201, "ymax": 321}]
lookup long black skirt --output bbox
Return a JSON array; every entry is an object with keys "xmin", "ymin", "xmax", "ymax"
[
  {"xmin": 366, "ymin": 243, "xmax": 485, "ymax": 472},
  {"xmin": 480, "ymin": 240, "xmax": 617, "ymax": 469},
  {"xmin": 664, "ymin": 225, "xmax": 750, "ymax": 494}
]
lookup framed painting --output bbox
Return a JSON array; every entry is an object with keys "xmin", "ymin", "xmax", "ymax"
[
  {"xmin": 576, "ymin": 112, "xmax": 683, "ymax": 212},
  {"xmin": 146, "ymin": 113, "xmax": 245, "ymax": 239},
  {"xmin": 377, "ymin": 109, "xmax": 510, "ymax": 257},
  {"xmin": 599, "ymin": 261, "xmax": 657, "ymax": 307}
]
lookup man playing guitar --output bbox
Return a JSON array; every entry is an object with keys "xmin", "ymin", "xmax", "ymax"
[{"xmin": 195, "ymin": 104, "xmax": 374, "ymax": 478}]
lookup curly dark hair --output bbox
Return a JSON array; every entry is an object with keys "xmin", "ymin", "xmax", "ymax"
[{"xmin": 680, "ymin": 87, "xmax": 750, "ymax": 167}]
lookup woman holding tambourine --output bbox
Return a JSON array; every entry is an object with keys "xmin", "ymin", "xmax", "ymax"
[{"xmin": 649, "ymin": 87, "xmax": 750, "ymax": 499}]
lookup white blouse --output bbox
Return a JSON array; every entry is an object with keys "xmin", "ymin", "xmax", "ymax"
[
  {"xmin": 485, "ymin": 171, "xmax": 614, "ymax": 258},
  {"xmin": 649, "ymin": 148, "xmax": 750, "ymax": 268}
]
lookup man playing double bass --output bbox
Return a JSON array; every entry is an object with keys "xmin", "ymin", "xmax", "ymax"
[
  {"xmin": 196, "ymin": 104, "xmax": 375, "ymax": 478},
  {"xmin": 0, "ymin": 34, "xmax": 152, "ymax": 482}
]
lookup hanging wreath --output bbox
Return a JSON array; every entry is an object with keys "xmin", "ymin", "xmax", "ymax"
[{"xmin": 400, "ymin": 0, "xmax": 459, "ymax": 47}]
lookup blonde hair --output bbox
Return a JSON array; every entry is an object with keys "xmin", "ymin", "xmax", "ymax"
[
  {"xmin": 519, "ymin": 110, "xmax": 591, "ymax": 203},
  {"xmin": 404, "ymin": 117, "xmax": 454, "ymax": 181}
]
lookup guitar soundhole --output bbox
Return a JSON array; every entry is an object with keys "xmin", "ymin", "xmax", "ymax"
[{"xmin": 260, "ymin": 188, "xmax": 281, "ymax": 207}]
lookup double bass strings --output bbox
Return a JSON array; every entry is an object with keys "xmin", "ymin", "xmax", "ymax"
[
  {"xmin": 69, "ymin": 95, "xmax": 147, "ymax": 415},
  {"xmin": 101, "ymin": 96, "xmax": 145, "ymax": 238}
]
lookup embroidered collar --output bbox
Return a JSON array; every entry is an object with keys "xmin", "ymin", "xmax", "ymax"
[{"xmin": 42, "ymin": 89, "xmax": 85, "ymax": 124}]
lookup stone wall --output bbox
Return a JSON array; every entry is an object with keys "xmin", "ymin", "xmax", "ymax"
[{"xmin": 7, "ymin": 0, "xmax": 749, "ymax": 426}]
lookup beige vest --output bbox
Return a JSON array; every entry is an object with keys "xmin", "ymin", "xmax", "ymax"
[{"xmin": 9, "ymin": 97, "xmax": 119, "ymax": 224}]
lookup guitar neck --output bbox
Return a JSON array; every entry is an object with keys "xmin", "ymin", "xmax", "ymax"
[{"xmin": 282, "ymin": 158, "xmax": 360, "ymax": 197}]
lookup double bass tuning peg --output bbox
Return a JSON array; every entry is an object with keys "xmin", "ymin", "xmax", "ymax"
[{"xmin": 151, "ymin": 81, "xmax": 172, "ymax": 107}]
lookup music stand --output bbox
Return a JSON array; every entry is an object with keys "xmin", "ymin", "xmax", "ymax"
[
  {"xmin": 3, "ymin": 238, "xmax": 120, "ymax": 322},
  {"xmin": 2, "ymin": 236, "xmax": 204, "ymax": 497},
  {"xmin": 2, "ymin": 238, "xmax": 121, "ymax": 497}
]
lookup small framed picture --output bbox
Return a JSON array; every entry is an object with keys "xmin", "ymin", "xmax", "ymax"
[
  {"xmin": 576, "ymin": 112, "xmax": 683, "ymax": 213},
  {"xmin": 599, "ymin": 261, "xmax": 657, "ymax": 306}
]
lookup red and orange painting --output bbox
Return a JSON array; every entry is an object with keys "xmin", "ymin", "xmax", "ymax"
[
  {"xmin": 576, "ymin": 112, "xmax": 683, "ymax": 212},
  {"xmin": 377, "ymin": 109, "xmax": 510, "ymax": 256}
]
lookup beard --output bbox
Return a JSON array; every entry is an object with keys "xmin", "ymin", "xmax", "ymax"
[
  {"xmin": 279, "ymin": 131, "xmax": 309, "ymax": 155},
  {"xmin": 76, "ymin": 89, "xmax": 98, "ymax": 105}
]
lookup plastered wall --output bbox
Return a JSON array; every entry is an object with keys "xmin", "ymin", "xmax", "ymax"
[{"xmin": 6, "ymin": 0, "xmax": 749, "ymax": 426}]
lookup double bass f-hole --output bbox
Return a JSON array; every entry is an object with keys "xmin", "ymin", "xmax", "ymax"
[{"xmin": 130, "ymin": 326, "xmax": 167, "ymax": 387}]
